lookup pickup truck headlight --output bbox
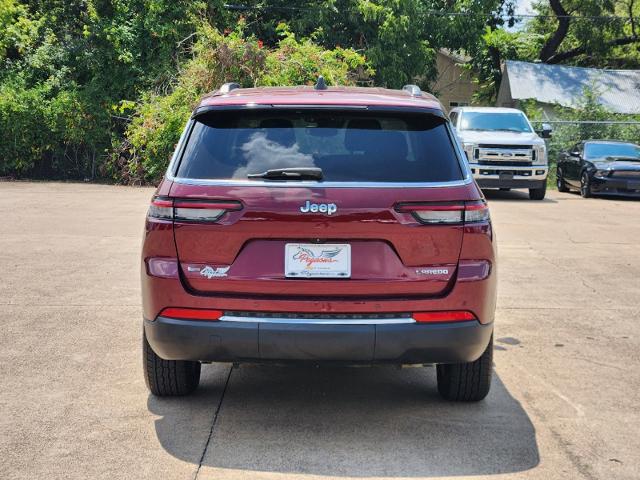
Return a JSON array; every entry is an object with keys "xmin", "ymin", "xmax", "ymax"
[
  {"xmin": 594, "ymin": 169, "xmax": 610, "ymax": 178},
  {"xmin": 462, "ymin": 143, "xmax": 476, "ymax": 163},
  {"xmin": 533, "ymin": 144, "xmax": 547, "ymax": 165}
]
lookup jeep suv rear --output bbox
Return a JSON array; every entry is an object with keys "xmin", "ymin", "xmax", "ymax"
[{"xmin": 141, "ymin": 82, "xmax": 497, "ymax": 401}]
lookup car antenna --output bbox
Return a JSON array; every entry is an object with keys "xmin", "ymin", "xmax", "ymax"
[{"xmin": 314, "ymin": 76, "xmax": 328, "ymax": 90}]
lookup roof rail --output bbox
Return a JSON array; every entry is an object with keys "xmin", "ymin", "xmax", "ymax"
[
  {"xmin": 402, "ymin": 84, "xmax": 422, "ymax": 97},
  {"xmin": 219, "ymin": 82, "xmax": 240, "ymax": 94}
]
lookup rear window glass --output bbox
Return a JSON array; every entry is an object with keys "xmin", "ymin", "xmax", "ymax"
[{"xmin": 175, "ymin": 110, "xmax": 463, "ymax": 183}]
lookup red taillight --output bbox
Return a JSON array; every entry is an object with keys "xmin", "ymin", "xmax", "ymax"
[
  {"xmin": 147, "ymin": 197, "xmax": 242, "ymax": 222},
  {"xmin": 396, "ymin": 201, "xmax": 489, "ymax": 225},
  {"xmin": 412, "ymin": 311, "xmax": 476, "ymax": 323},
  {"xmin": 159, "ymin": 308, "xmax": 223, "ymax": 321}
]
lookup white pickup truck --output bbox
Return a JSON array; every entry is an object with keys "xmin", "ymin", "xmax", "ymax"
[{"xmin": 449, "ymin": 107, "xmax": 551, "ymax": 200}]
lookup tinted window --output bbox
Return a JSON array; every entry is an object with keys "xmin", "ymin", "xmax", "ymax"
[
  {"xmin": 176, "ymin": 110, "xmax": 463, "ymax": 183},
  {"xmin": 459, "ymin": 112, "xmax": 532, "ymax": 133},
  {"xmin": 585, "ymin": 142, "xmax": 640, "ymax": 161}
]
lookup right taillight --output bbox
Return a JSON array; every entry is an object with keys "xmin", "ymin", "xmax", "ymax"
[
  {"xmin": 463, "ymin": 201, "xmax": 490, "ymax": 223},
  {"xmin": 147, "ymin": 197, "xmax": 242, "ymax": 222},
  {"xmin": 395, "ymin": 201, "xmax": 490, "ymax": 225}
]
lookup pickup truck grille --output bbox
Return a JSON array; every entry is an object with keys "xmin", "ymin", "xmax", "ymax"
[{"xmin": 475, "ymin": 144, "xmax": 534, "ymax": 164}]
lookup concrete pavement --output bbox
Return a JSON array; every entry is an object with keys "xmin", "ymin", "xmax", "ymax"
[{"xmin": 0, "ymin": 182, "xmax": 638, "ymax": 479}]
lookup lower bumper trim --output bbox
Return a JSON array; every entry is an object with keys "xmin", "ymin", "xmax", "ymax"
[
  {"xmin": 144, "ymin": 316, "xmax": 494, "ymax": 365},
  {"xmin": 477, "ymin": 178, "xmax": 547, "ymax": 189}
]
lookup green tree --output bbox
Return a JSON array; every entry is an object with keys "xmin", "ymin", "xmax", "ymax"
[
  {"xmin": 109, "ymin": 21, "xmax": 373, "ymax": 184},
  {"xmin": 234, "ymin": 1, "xmax": 513, "ymax": 89}
]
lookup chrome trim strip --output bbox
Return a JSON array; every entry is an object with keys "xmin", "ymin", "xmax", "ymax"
[
  {"xmin": 469, "ymin": 164, "xmax": 548, "ymax": 171},
  {"xmin": 164, "ymin": 176, "xmax": 474, "ymax": 188},
  {"xmin": 219, "ymin": 315, "xmax": 416, "ymax": 325}
]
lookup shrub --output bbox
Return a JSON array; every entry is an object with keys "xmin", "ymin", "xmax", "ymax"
[{"xmin": 110, "ymin": 22, "xmax": 373, "ymax": 184}]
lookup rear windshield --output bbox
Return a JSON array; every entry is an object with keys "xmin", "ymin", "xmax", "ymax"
[{"xmin": 175, "ymin": 110, "xmax": 463, "ymax": 183}]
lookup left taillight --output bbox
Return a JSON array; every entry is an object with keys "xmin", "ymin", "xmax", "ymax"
[
  {"xmin": 148, "ymin": 197, "xmax": 173, "ymax": 220},
  {"xmin": 147, "ymin": 196, "xmax": 242, "ymax": 222}
]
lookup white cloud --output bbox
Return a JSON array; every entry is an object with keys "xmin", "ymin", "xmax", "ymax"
[{"xmin": 515, "ymin": 0, "xmax": 535, "ymax": 15}]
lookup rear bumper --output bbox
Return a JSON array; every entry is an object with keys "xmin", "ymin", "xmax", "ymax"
[{"xmin": 144, "ymin": 316, "xmax": 494, "ymax": 364}]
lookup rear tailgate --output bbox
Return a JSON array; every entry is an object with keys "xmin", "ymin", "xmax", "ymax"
[{"xmin": 170, "ymin": 183, "xmax": 476, "ymax": 298}]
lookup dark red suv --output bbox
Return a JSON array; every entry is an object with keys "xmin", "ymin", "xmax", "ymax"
[{"xmin": 141, "ymin": 81, "xmax": 497, "ymax": 401}]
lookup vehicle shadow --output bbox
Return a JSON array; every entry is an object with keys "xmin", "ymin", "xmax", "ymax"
[
  {"xmin": 149, "ymin": 364, "xmax": 539, "ymax": 477},
  {"xmin": 482, "ymin": 188, "xmax": 558, "ymax": 203}
]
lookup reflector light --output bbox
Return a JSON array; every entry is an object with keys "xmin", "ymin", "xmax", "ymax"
[
  {"xmin": 159, "ymin": 308, "xmax": 223, "ymax": 321},
  {"xmin": 458, "ymin": 260, "xmax": 491, "ymax": 282},
  {"xmin": 412, "ymin": 311, "xmax": 476, "ymax": 323},
  {"xmin": 146, "ymin": 258, "xmax": 179, "ymax": 278}
]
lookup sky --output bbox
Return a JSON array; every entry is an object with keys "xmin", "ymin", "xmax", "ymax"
[{"xmin": 515, "ymin": 0, "xmax": 536, "ymax": 16}]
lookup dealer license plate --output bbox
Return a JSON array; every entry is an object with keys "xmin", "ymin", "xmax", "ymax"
[{"xmin": 285, "ymin": 243, "xmax": 351, "ymax": 278}]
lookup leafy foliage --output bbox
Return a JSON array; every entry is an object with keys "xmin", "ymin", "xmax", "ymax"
[
  {"xmin": 108, "ymin": 22, "xmax": 372, "ymax": 184},
  {"xmin": 521, "ymin": 88, "xmax": 640, "ymax": 187}
]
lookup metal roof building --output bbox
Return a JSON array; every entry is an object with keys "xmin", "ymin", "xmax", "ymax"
[{"xmin": 497, "ymin": 60, "xmax": 640, "ymax": 115}]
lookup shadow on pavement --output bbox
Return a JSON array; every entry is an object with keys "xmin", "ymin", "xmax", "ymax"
[
  {"xmin": 150, "ymin": 364, "xmax": 539, "ymax": 477},
  {"xmin": 482, "ymin": 189, "xmax": 558, "ymax": 203}
]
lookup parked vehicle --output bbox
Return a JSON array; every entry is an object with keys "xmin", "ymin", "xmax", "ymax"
[
  {"xmin": 141, "ymin": 81, "xmax": 497, "ymax": 401},
  {"xmin": 557, "ymin": 140, "xmax": 640, "ymax": 198},
  {"xmin": 450, "ymin": 107, "xmax": 551, "ymax": 200}
]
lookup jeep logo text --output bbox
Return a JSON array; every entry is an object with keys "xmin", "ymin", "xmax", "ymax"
[{"xmin": 300, "ymin": 200, "xmax": 337, "ymax": 215}]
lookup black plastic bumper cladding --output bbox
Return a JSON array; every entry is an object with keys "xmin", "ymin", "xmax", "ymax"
[
  {"xmin": 144, "ymin": 317, "xmax": 494, "ymax": 364},
  {"xmin": 476, "ymin": 179, "xmax": 546, "ymax": 189}
]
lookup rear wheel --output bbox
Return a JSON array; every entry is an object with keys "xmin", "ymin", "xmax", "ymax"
[
  {"xmin": 529, "ymin": 182, "xmax": 547, "ymax": 200},
  {"xmin": 143, "ymin": 332, "xmax": 201, "ymax": 396},
  {"xmin": 557, "ymin": 168, "xmax": 569, "ymax": 192},
  {"xmin": 580, "ymin": 172, "xmax": 592, "ymax": 198},
  {"xmin": 437, "ymin": 336, "xmax": 493, "ymax": 401}
]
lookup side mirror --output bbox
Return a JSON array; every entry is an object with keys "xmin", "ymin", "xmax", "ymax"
[
  {"xmin": 570, "ymin": 150, "xmax": 580, "ymax": 157},
  {"xmin": 539, "ymin": 123, "xmax": 553, "ymax": 139}
]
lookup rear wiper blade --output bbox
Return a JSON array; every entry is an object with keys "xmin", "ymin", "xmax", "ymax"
[{"xmin": 247, "ymin": 167, "xmax": 324, "ymax": 181}]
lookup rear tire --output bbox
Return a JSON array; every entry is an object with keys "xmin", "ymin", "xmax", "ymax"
[
  {"xmin": 529, "ymin": 182, "xmax": 547, "ymax": 200},
  {"xmin": 557, "ymin": 168, "xmax": 569, "ymax": 192},
  {"xmin": 437, "ymin": 336, "xmax": 493, "ymax": 402},
  {"xmin": 143, "ymin": 331, "xmax": 201, "ymax": 396}
]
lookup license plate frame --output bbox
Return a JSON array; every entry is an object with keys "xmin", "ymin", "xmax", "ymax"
[{"xmin": 285, "ymin": 243, "xmax": 351, "ymax": 278}]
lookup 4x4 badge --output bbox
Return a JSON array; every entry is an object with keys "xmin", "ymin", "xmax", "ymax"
[{"xmin": 199, "ymin": 266, "xmax": 230, "ymax": 279}]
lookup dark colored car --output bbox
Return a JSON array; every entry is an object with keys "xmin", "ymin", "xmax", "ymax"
[
  {"xmin": 557, "ymin": 140, "xmax": 640, "ymax": 198},
  {"xmin": 141, "ymin": 81, "xmax": 497, "ymax": 401}
]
